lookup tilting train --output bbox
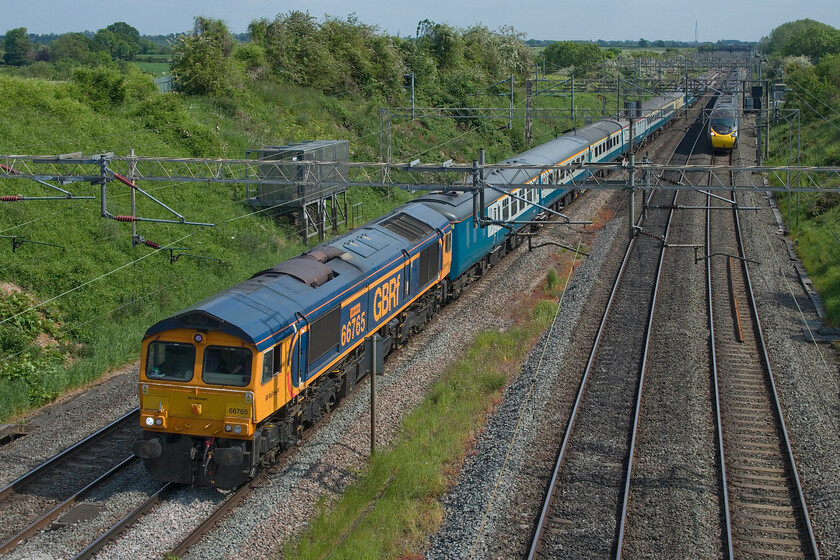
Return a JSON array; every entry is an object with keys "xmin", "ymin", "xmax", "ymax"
[
  {"xmin": 709, "ymin": 94, "xmax": 739, "ymax": 151},
  {"xmin": 134, "ymin": 89, "xmax": 695, "ymax": 488}
]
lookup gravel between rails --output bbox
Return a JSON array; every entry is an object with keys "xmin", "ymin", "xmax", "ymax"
[
  {"xmin": 84, "ymin": 191, "xmax": 612, "ymax": 560},
  {"xmin": 734, "ymin": 128, "xmax": 840, "ymax": 556},
  {"xmin": 3, "ymin": 115, "xmax": 840, "ymax": 559},
  {"xmin": 0, "ymin": 368, "xmax": 138, "ymax": 490},
  {"xmin": 620, "ymin": 184, "xmax": 722, "ymax": 559},
  {"xmin": 427, "ymin": 194, "xmax": 625, "ymax": 560}
]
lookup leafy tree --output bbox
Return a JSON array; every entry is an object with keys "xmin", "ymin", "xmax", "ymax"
[
  {"xmin": 89, "ymin": 22, "xmax": 141, "ymax": 60},
  {"xmin": 92, "ymin": 29, "xmax": 132, "ymax": 60},
  {"xmin": 248, "ymin": 18, "xmax": 269, "ymax": 44},
  {"xmin": 171, "ymin": 17, "xmax": 239, "ymax": 96},
  {"xmin": 541, "ymin": 41, "xmax": 604, "ymax": 75},
  {"xmin": 416, "ymin": 20, "xmax": 465, "ymax": 71},
  {"xmin": 782, "ymin": 60, "xmax": 833, "ymax": 120},
  {"xmin": 259, "ymin": 11, "xmax": 339, "ymax": 90},
  {"xmin": 106, "ymin": 22, "xmax": 140, "ymax": 45},
  {"xmin": 49, "ymin": 32, "xmax": 92, "ymax": 62},
  {"xmin": 762, "ymin": 19, "xmax": 837, "ymax": 56},
  {"xmin": 3, "ymin": 27, "xmax": 32, "ymax": 66},
  {"xmin": 783, "ymin": 26, "xmax": 840, "ymax": 61},
  {"xmin": 816, "ymin": 53, "xmax": 840, "ymax": 89},
  {"xmin": 138, "ymin": 38, "xmax": 157, "ymax": 55}
]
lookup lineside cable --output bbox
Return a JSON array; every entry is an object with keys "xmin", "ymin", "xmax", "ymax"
[
  {"xmin": 760, "ymin": 224, "xmax": 840, "ymax": 439},
  {"xmin": 469, "ymin": 237, "xmax": 583, "ymax": 559}
]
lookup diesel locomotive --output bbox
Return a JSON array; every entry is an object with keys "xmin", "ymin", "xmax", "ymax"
[{"xmin": 134, "ymin": 89, "xmax": 695, "ymax": 488}]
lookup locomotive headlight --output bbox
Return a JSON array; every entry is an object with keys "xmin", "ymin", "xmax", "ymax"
[
  {"xmin": 154, "ymin": 418, "xmax": 163, "ymax": 426},
  {"xmin": 710, "ymin": 131, "xmax": 717, "ymax": 136},
  {"xmin": 145, "ymin": 417, "xmax": 154, "ymax": 427},
  {"xmin": 193, "ymin": 333, "xmax": 204, "ymax": 343},
  {"xmin": 225, "ymin": 424, "xmax": 233, "ymax": 432},
  {"xmin": 233, "ymin": 425, "xmax": 242, "ymax": 434}
]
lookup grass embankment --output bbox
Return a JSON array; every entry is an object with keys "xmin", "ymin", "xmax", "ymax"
[
  {"xmin": 284, "ymin": 248, "xmax": 585, "ymax": 559},
  {"xmin": 0, "ymin": 70, "xmax": 604, "ymax": 421},
  {"xmin": 768, "ymin": 112, "xmax": 840, "ymax": 323}
]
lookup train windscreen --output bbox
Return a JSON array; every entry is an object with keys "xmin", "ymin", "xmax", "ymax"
[{"xmin": 146, "ymin": 341, "xmax": 196, "ymax": 381}]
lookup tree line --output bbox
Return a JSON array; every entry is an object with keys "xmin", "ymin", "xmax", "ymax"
[
  {"xmin": 2, "ymin": 22, "xmax": 166, "ymax": 67},
  {"xmin": 170, "ymin": 13, "xmax": 533, "ymax": 107},
  {"xmin": 761, "ymin": 19, "xmax": 840, "ymax": 122}
]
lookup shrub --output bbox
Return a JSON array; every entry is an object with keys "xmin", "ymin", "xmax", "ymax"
[{"xmin": 71, "ymin": 66, "xmax": 127, "ymax": 107}]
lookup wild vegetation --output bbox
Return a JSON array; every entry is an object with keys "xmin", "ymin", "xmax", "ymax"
[
  {"xmin": 762, "ymin": 19, "xmax": 840, "ymax": 322},
  {"xmin": 286, "ymin": 272, "xmax": 568, "ymax": 559},
  {"xmin": 0, "ymin": 13, "xmax": 619, "ymax": 421}
]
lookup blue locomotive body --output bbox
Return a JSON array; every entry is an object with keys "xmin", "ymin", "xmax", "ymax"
[{"xmin": 136, "ymin": 89, "xmax": 695, "ymax": 488}]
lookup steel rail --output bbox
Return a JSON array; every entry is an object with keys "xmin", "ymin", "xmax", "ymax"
[
  {"xmin": 615, "ymin": 174, "xmax": 685, "ymax": 559},
  {"xmin": 528, "ymin": 91, "xmax": 716, "ymax": 560},
  {"xmin": 73, "ymin": 482, "xmax": 177, "ymax": 560},
  {"xmin": 0, "ymin": 455, "xmax": 139, "ymax": 554},
  {"xmin": 708, "ymin": 144, "xmax": 820, "ymax": 558},
  {"xmin": 615, "ymin": 90, "xmax": 714, "ymax": 559},
  {"xmin": 731, "ymin": 183, "xmax": 821, "ymax": 558},
  {"xmin": 0, "ymin": 407, "xmax": 139, "ymax": 501},
  {"xmin": 526, "ymin": 204, "xmax": 640, "ymax": 559},
  {"xmin": 167, "ymin": 480, "xmax": 253, "ymax": 557},
  {"xmin": 706, "ymin": 155, "xmax": 735, "ymax": 558}
]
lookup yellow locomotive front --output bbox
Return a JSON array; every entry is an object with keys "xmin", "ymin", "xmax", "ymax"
[{"xmin": 134, "ymin": 328, "xmax": 284, "ymax": 488}]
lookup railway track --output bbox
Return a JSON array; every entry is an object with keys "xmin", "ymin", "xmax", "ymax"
[
  {"xmin": 0, "ymin": 408, "xmax": 140, "ymax": 554},
  {"xmin": 528, "ymin": 94, "xmax": 715, "ymax": 559},
  {"xmin": 707, "ymin": 150, "xmax": 820, "ymax": 558}
]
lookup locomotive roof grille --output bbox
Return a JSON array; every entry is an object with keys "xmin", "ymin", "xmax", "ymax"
[{"xmin": 379, "ymin": 212, "xmax": 433, "ymax": 242}]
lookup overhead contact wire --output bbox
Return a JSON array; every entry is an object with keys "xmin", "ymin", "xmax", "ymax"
[{"xmin": 0, "ymin": 231, "xmax": 195, "ymax": 328}]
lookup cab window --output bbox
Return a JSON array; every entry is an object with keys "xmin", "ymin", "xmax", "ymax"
[
  {"xmin": 262, "ymin": 348, "xmax": 275, "ymax": 384},
  {"xmin": 203, "ymin": 346, "xmax": 252, "ymax": 387},
  {"xmin": 146, "ymin": 341, "xmax": 195, "ymax": 382},
  {"xmin": 261, "ymin": 346, "xmax": 284, "ymax": 384}
]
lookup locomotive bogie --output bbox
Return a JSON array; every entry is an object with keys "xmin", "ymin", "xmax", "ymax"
[
  {"xmin": 137, "ymin": 204, "xmax": 452, "ymax": 487},
  {"xmin": 136, "ymin": 88, "xmax": 697, "ymax": 488}
]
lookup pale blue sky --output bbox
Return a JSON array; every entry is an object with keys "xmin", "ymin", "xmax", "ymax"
[{"xmin": 4, "ymin": 0, "xmax": 839, "ymax": 42}]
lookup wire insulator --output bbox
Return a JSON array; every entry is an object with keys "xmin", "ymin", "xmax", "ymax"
[
  {"xmin": 143, "ymin": 240, "xmax": 161, "ymax": 249},
  {"xmin": 1, "ymin": 195, "xmax": 21, "ymax": 202},
  {"xmin": 113, "ymin": 173, "xmax": 135, "ymax": 187},
  {"xmin": 0, "ymin": 164, "xmax": 19, "ymax": 174},
  {"xmin": 114, "ymin": 215, "xmax": 137, "ymax": 222}
]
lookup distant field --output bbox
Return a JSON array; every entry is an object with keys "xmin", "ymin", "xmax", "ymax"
[{"xmin": 134, "ymin": 61, "xmax": 170, "ymax": 76}]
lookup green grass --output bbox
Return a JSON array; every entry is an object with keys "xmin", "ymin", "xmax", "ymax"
[
  {"xmin": 768, "ymin": 113, "xmax": 840, "ymax": 324},
  {"xmin": 133, "ymin": 62, "xmax": 170, "ymax": 76},
  {"xmin": 0, "ymin": 66, "xmax": 612, "ymax": 421},
  {"xmin": 284, "ymin": 297, "xmax": 560, "ymax": 559}
]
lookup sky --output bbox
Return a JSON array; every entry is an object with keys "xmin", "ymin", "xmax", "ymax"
[{"xmin": 4, "ymin": 0, "xmax": 839, "ymax": 42}]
